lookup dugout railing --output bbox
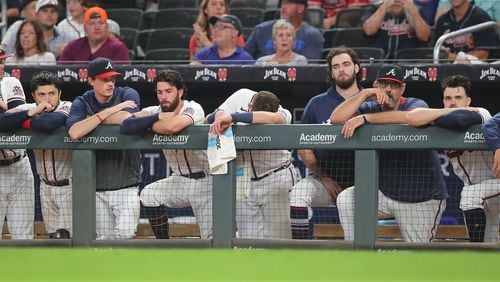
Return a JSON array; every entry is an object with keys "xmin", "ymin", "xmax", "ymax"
[{"xmin": 0, "ymin": 124, "xmax": 498, "ymax": 251}]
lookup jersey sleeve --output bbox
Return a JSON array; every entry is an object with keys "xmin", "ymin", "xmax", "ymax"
[
  {"xmin": 54, "ymin": 101, "xmax": 72, "ymax": 116},
  {"xmin": 277, "ymin": 106, "xmax": 292, "ymax": 124},
  {"xmin": 122, "ymin": 87, "xmax": 141, "ymax": 113},
  {"xmin": 182, "ymin": 101, "xmax": 205, "ymax": 125},
  {"xmin": 66, "ymin": 97, "xmax": 88, "ymax": 129},
  {"xmin": 218, "ymin": 88, "xmax": 255, "ymax": 113},
  {"xmin": 482, "ymin": 113, "xmax": 500, "ymax": 150},
  {"xmin": 3, "ymin": 77, "xmax": 26, "ymax": 109}
]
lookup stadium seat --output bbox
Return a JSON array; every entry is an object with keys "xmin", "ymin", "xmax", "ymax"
[
  {"xmin": 106, "ymin": 8, "xmax": 143, "ymax": 30},
  {"xmin": 323, "ymin": 28, "xmax": 343, "ymax": 48},
  {"xmin": 96, "ymin": 0, "xmax": 138, "ymax": 9},
  {"xmin": 144, "ymin": 48, "xmax": 190, "ymax": 64},
  {"xmin": 334, "ymin": 7, "xmax": 368, "ymax": 28},
  {"xmin": 230, "ymin": 8, "xmax": 264, "ymax": 28},
  {"xmin": 352, "ymin": 47, "xmax": 385, "ymax": 62},
  {"xmin": 395, "ymin": 47, "xmax": 448, "ymax": 64},
  {"xmin": 120, "ymin": 28, "xmax": 139, "ymax": 52},
  {"xmin": 146, "ymin": 27, "xmax": 193, "ymax": 51},
  {"xmin": 152, "ymin": 8, "xmax": 198, "ymax": 29},
  {"xmin": 157, "ymin": 0, "xmax": 199, "ymax": 9},
  {"xmin": 141, "ymin": 10, "xmax": 157, "ymax": 30},
  {"xmin": 263, "ymin": 8, "xmax": 279, "ymax": 21},
  {"xmin": 229, "ymin": 0, "xmax": 267, "ymax": 9},
  {"xmin": 242, "ymin": 27, "xmax": 254, "ymax": 40},
  {"xmin": 332, "ymin": 27, "xmax": 374, "ymax": 47},
  {"xmin": 304, "ymin": 8, "xmax": 325, "ymax": 29}
]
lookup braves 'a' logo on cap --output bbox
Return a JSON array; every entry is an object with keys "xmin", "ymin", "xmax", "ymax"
[
  {"xmin": 105, "ymin": 62, "xmax": 113, "ymax": 70},
  {"xmin": 386, "ymin": 68, "xmax": 396, "ymax": 76}
]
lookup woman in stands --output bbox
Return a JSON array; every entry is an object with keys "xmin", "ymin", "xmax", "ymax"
[
  {"xmin": 5, "ymin": 19, "xmax": 56, "ymax": 65},
  {"xmin": 255, "ymin": 19, "xmax": 307, "ymax": 65},
  {"xmin": 189, "ymin": 0, "xmax": 245, "ymax": 59}
]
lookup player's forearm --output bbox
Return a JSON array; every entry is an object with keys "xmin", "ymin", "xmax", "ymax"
[
  {"xmin": 467, "ymin": 49, "xmax": 490, "ymax": 60},
  {"xmin": 406, "ymin": 108, "xmax": 448, "ymax": 127},
  {"xmin": 0, "ymin": 110, "xmax": 29, "ymax": 130},
  {"xmin": 67, "ymin": 116, "xmax": 101, "ymax": 140},
  {"xmin": 120, "ymin": 114, "xmax": 159, "ymax": 135},
  {"xmin": 102, "ymin": 111, "xmax": 133, "ymax": 125},
  {"xmin": 152, "ymin": 115, "xmax": 192, "ymax": 135},
  {"xmin": 330, "ymin": 93, "xmax": 366, "ymax": 124},
  {"xmin": 363, "ymin": 6, "xmax": 386, "ymax": 35},
  {"xmin": 298, "ymin": 149, "xmax": 323, "ymax": 177},
  {"xmin": 251, "ymin": 112, "xmax": 285, "ymax": 124},
  {"xmin": 30, "ymin": 112, "xmax": 67, "ymax": 132},
  {"xmin": 365, "ymin": 111, "xmax": 408, "ymax": 124}
]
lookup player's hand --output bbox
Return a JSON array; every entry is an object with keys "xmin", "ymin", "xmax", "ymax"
[
  {"xmin": 0, "ymin": 99, "xmax": 6, "ymax": 111},
  {"xmin": 114, "ymin": 100, "xmax": 137, "ymax": 112},
  {"xmin": 158, "ymin": 111, "xmax": 176, "ymax": 121},
  {"xmin": 132, "ymin": 110, "xmax": 150, "ymax": 118},
  {"xmin": 28, "ymin": 101, "xmax": 54, "ymax": 116},
  {"xmin": 210, "ymin": 112, "xmax": 232, "ymax": 135},
  {"xmin": 341, "ymin": 115, "xmax": 365, "ymax": 139},
  {"xmin": 320, "ymin": 176, "xmax": 344, "ymax": 205},
  {"xmin": 493, "ymin": 149, "xmax": 500, "ymax": 179}
]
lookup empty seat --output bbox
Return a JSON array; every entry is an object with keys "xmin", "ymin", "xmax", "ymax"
[
  {"xmin": 323, "ymin": 28, "xmax": 343, "ymax": 48},
  {"xmin": 229, "ymin": 0, "xmax": 267, "ymax": 9},
  {"xmin": 395, "ymin": 47, "xmax": 448, "ymax": 64},
  {"xmin": 332, "ymin": 28, "xmax": 374, "ymax": 48},
  {"xmin": 144, "ymin": 48, "xmax": 190, "ymax": 64},
  {"xmin": 142, "ymin": 10, "xmax": 157, "ymax": 30},
  {"xmin": 230, "ymin": 8, "xmax": 264, "ymax": 28},
  {"xmin": 304, "ymin": 8, "xmax": 325, "ymax": 29},
  {"xmin": 334, "ymin": 8, "xmax": 369, "ymax": 28},
  {"xmin": 158, "ymin": 0, "xmax": 199, "ymax": 9},
  {"xmin": 351, "ymin": 47, "xmax": 385, "ymax": 62},
  {"xmin": 263, "ymin": 8, "xmax": 279, "ymax": 21},
  {"xmin": 107, "ymin": 8, "xmax": 143, "ymax": 30},
  {"xmin": 146, "ymin": 27, "xmax": 193, "ymax": 51},
  {"xmin": 152, "ymin": 8, "xmax": 198, "ymax": 28},
  {"xmin": 120, "ymin": 28, "xmax": 139, "ymax": 51}
]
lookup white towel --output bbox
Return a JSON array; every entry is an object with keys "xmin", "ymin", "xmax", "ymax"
[{"xmin": 207, "ymin": 126, "xmax": 237, "ymax": 175}]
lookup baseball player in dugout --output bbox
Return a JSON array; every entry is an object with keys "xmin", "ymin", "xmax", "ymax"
[
  {"xmin": 0, "ymin": 71, "xmax": 72, "ymax": 239},
  {"xmin": 330, "ymin": 64, "xmax": 448, "ymax": 243},
  {"xmin": 406, "ymin": 75, "xmax": 499, "ymax": 243},
  {"xmin": 206, "ymin": 89, "xmax": 298, "ymax": 239},
  {"xmin": 289, "ymin": 46, "xmax": 357, "ymax": 239},
  {"xmin": 120, "ymin": 69, "xmax": 212, "ymax": 239},
  {"xmin": 66, "ymin": 57, "xmax": 141, "ymax": 240},
  {"xmin": 0, "ymin": 50, "xmax": 35, "ymax": 239}
]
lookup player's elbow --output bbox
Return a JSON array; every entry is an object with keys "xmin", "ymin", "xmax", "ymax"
[
  {"xmin": 405, "ymin": 112, "xmax": 424, "ymax": 127},
  {"xmin": 152, "ymin": 122, "xmax": 182, "ymax": 135}
]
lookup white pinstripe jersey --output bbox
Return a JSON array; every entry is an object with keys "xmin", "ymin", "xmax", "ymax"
[
  {"xmin": 447, "ymin": 108, "xmax": 494, "ymax": 185},
  {"xmin": 142, "ymin": 100, "xmax": 209, "ymax": 175},
  {"xmin": 216, "ymin": 88, "xmax": 292, "ymax": 177},
  {"xmin": 1, "ymin": 77, "xmax": 26, "ymax": 160},
  {"xmin": 21, "ymin": 101, "xmax": 73, "ymax": 182}
]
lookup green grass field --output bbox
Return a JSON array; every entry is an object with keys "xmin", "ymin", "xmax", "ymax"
[{"xmin": 0, "ymin": 248, "xmax": 499, "ymax": 281}]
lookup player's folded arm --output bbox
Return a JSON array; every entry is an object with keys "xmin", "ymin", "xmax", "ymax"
[
  {"xmin": 0, "ymin": 110, "xmax": 29, "ymax": 131},
  {"xmin": 435, "ymin": 109, "xmax": 483, "ymax": 131},
  {"xmin": 120, "ymin": 114, "xmax": 159, "ymax": 135},
  {"xmin": 30, "ymin": 112, "xmax": 67, "ymax": 132}
]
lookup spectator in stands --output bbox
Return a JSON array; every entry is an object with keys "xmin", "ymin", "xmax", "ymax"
[
  {"xmin": 308, "ymin": 0, "xmax": 370, "ymax": 29},
  {"xmin": 190, "ymin": 0, "xmax": 245, "ymax": 59},
  {"xmin": 66, "ymin": 57, "xmax": 141, "ymax": 240},
  {"xmin": 2, "ymin": 0, "xmax": 23, "ymax": 25},
  {"xmin": 36, "ymin": 0, "xmax": 78, "ymax": 57},
  {"xmin": 1, "ymin": 0, "xmax": 38, "ymax": 55},
  {"xmin": 255, "ymin": 19, "xmax": 307, "ymax": 65},
  {"xmin": 330, "ymin": 64, "xmax": 448, "ymax": 243},
  {"xmin": 5, "ymin": 19, "xmax": 56, "ymax": 65},
  {"xmin": 413, "ymin": 0, "xmax": 439, "ymax": 25},
  {"xmin": 58, "ymin": 6, "xmax": 130, "ymax": 63},
  {"xmin": 107, "ymin": 19, "xmax": 121, "ymax": 39},
  {"xmin": 191, "ymin": 14, "xmax": 253, "ymax": 65},
  {"xmin": 435, "ymin": 0, "xmax": 499, "ymax": 23},
  {"xmin": 406, "ymin": 75, "xmax": 499, "ymax": 243},
  {"xmin": 363, "ymin": 0, "xmax": 431, "ymax": 60},
  {"xmin": 57, "ymin": 0, "xmax": 96, "ymax": 39},
  {"xmin": 434, "ymin": 0, "xmax": 498, "ymax": 63},
  {"xmin": 245, "ymin": 0, "xmax": 324, "ymax": 61},
  {"xmin": 289, "ymin": 46, "xmax": 357, "ymax": 239}
]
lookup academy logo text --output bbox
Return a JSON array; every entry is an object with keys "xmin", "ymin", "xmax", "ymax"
[
  {"xmin": 0, "ymin": 134, "xmax": 32, "ymax": 145},
  {"xmin": 299, "ymin": 133, "xmax": 337, "ymax": 145},
  {"xmin": 371, "ymin": 134, "xmax": 427, "ymax": 142},
  {"xmin": 152, "ymin": 134, "xmax": 189, "ymax": 145},
  {"xmin": 463, "ymin": 132, "xmax": 485, "ymax": 144},
  {"xmin": 64, "ymin": 136, "xmax": 118, "ymax": 143},
  {"xmin": 234, "ymin": 135, "xmax": 272, "ymax": 143}
]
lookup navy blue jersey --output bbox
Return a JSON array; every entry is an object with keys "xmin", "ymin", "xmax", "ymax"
[
  {"xmin": 301, "ymin": 87, "xmax": 355, "ymax": 184},
  {"xmin": 434, "ymin": 4, "xmax": 498, "ymax": 54},
  {"xmin": 483, "ymin": 113, "xmax": 500, "ymax": 151},
  {"xmin": 67, "ymin": 86, "xmax": 141, "ymax": 191},
  {"xmin": 359, "ymin": 97, "xmax": 448, "ymax": 202}
]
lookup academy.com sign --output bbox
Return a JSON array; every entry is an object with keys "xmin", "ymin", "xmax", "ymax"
[
  {"xmin": 299, "ymin": 133, "xmax": 337, "ymax": 145},
  {"xmin": 0, "ymin": 134, "xmax": 32, "ymax": 145}
]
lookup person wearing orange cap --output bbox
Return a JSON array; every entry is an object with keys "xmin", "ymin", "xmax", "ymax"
[
  {"xmin": 66, "ymin": 57, "xmax": 140, "ymax": 240},
  {"xmin": 58, "ymin": 6, "xmax": 130, "ymax": 63}
]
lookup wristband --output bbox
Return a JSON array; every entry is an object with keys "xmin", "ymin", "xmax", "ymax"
[
  {"xmin": 230, "ymin": 112, "xmax": 253, "ymax": 123},
  {"xmin": 362, "ymin": 115, "xmax": 369, "ymax": 124},
  {"xmin": 22, "ymin": 118, "xmax": 32, "ymax": 129},
  {"xmin": 96, "ymin": 113, "xmax": 104, "ymax": 123}
]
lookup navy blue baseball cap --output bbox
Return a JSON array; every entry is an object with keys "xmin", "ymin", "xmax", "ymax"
[
  {"xmin": 88, "ymin": 57, "xmax": 121, "ymax": 79},
  {"xmin": 376, "ymin": 64, "xmax": 404, "ymax": 85},
  {"xmin": 209, "ymin": 14, "xmax": 242, "ymax": 36}
]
